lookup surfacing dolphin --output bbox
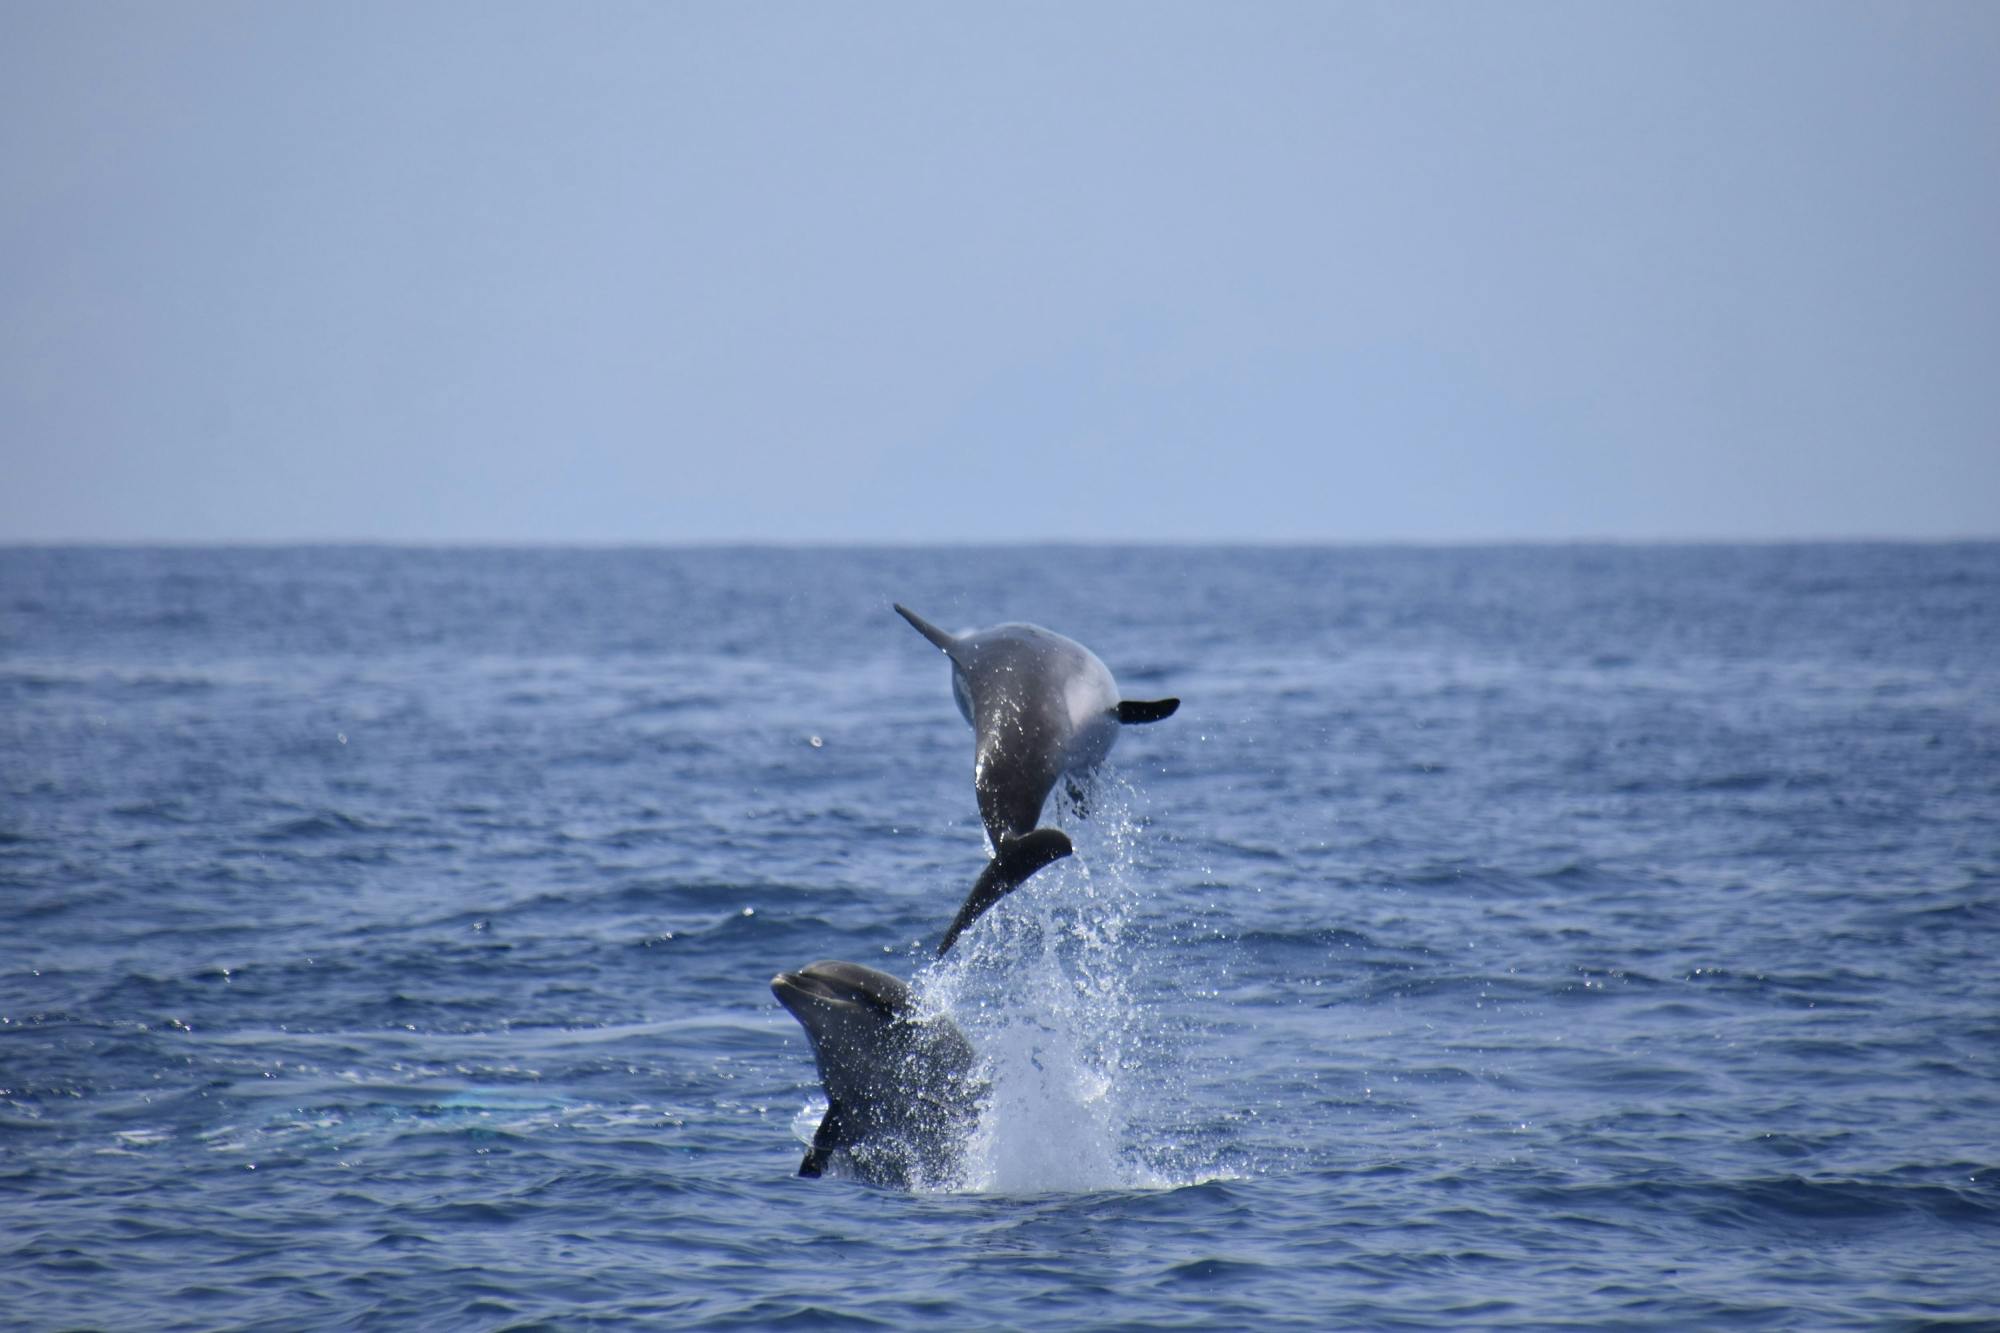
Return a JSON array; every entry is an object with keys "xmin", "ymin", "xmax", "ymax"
[
  {"xmin": 770, "ymin": 960, "xmax": 981, "ymax": 1188},
  {"xmin": 894, "ymin": 604, "xmax": 1179, "ymax": 955}
]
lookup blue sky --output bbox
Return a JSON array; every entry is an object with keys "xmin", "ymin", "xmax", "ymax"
[{"xmin": 4, "ymin": 2, "xmax": 1996, "ymax": 543}]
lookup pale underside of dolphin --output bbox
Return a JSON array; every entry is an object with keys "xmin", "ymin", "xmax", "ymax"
[{"xmin": 894, "ymin": 603, "xmax": 1179, "ymax": 955}]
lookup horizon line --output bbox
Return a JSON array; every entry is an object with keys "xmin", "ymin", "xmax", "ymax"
[{"xmin": 5, "ymin": 533, "xmax": 1997, "ymax": 552}]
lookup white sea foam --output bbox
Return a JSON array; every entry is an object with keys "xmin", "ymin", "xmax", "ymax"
[{"xmin": 920, "ymin": 772, "xmax": 1191, "ymax": 1194}]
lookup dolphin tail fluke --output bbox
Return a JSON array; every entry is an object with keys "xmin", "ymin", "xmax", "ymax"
[
  {"xmin": 894, "ymin": 603, "xmax": 959, "ymax": 656},
  {"xmin": 1116, "ymin": 697, "xmax": 1180, "ymax": 724},
  {"xmin": 936, "ymin": 828, "xmax": 1074, "ymax": 956}
]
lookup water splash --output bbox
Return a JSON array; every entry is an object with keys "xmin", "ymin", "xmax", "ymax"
[{"xmin": 917, "ymin": 771, "xmax": 1195, "ymax": 1194}]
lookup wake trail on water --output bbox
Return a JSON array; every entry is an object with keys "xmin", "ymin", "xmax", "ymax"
[{"xmin": 914, "ymin": 772, "xmax": 1219, "ymax": 1195}]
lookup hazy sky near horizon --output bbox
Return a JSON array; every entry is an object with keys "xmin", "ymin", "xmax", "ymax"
[{"xmin": 4, "ymin": 2, "xmax": 1997, "ymax": 543}]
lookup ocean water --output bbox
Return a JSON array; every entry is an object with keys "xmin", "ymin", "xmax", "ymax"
[{"xmin": 2, "ymin": 543, "xmax": 1996, "ymax": 1329}]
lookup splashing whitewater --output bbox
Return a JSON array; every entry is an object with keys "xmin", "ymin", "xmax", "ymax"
[{"xmin": 915, "ymin": 772, "xmax": 1202, "ymax": 1194}]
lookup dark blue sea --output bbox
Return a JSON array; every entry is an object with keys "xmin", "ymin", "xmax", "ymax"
[{"xmin": 3, "ymin": 544, "xmax": 1997, "ymax": 1330}]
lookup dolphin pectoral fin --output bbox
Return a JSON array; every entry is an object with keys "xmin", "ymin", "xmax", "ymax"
[
  {"xmin": 894, "ymin": 604, "xmax": 959, "ymax": 656},
  {"xmin": 936, "ymin": 828, "xmax": 1074, "ymax": 957},
  {"xmin": 1116, "ymin": 697, "xmax": 1180, "ymax": 724},
  {"xmin": 800, "ymin": 1101, "xmax": 850, "ymax": 1177}
]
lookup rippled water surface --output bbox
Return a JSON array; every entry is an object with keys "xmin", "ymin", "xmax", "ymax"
[{"xmin": 3, "ymin": 544, "xmax": 1997, "ymax": 1328}]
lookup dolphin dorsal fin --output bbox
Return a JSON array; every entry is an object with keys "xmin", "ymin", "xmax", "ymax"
[{"xmin": 894, "ymin": 604, "xmax": 960, "ymax": 657}]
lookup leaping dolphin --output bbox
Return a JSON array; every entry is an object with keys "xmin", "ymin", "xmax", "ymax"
[
  {"xmin": 894, "ymin": 604, "xmax": 1179, "ymax": 954},
  {"xmin": 771, "ymin": 960, "xmax": 981, "ymax": 1188}
]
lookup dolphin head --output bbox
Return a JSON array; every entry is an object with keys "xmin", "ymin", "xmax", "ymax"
[
  {"xmin": 772, "ymin": 961, "xmax": 920, "ymax": 1101},
  {"xmin": 772, "ymin": 958, "xmax": 914, "ymax": 1025},
  {"xmin": 772, "ymin": 959, "xmax": 981, "ymax": 1184}
]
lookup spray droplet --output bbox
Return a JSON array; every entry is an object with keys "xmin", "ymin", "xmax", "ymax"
[
  {"xmin": 336, "ymin": 733, "xmax": 347, "ymax": 745},
  {"xmin": 808, "ymin": 735, "xmax": 823, "ymax": 748}
]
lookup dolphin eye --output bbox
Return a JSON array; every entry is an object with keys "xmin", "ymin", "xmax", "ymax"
[{"xmin": 864, "ymin": 990, "xmax": 918, "ymax": 1025}]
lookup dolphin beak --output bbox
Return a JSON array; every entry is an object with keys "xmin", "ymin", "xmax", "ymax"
[{"xmin": 771, "ymin": 971, "xmax": 830, "ymax": 1015}]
